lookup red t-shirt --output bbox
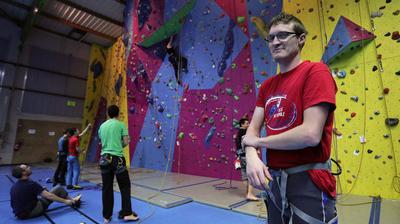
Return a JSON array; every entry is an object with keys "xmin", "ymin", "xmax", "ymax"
[
  {"xmin": 256, "ymin": 61, "xmax": 337, "ymax": 198},
  {"xmin": 68, "ymin": 135, "xmax": 79, "ymax": 157}
]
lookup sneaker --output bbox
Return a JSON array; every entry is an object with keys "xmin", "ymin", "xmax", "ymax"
[
  {"xmin": 72, "ymin": 194, "xmax": 82, "ymax": 207},
  {"xmin": 72, "ymin": 185, "xmax": 83, "ymax": 190},
  {"xmin": 72, "ymin": 194, "xmax": 82, "ymax": 201}
]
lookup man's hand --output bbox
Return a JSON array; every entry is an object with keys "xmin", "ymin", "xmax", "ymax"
[
  {"xmin": 246, "ymin": 149, "xmax": 272, "ymax": 190},
  {"xmin": 64, "ymin": 199, "xmax": 75, "ymax": 206},
  {"xmin": 242, "ymin": 135, "xmax": 260, "ymax": 149}
]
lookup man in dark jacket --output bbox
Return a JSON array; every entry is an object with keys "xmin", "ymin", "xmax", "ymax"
[{"xmin": 10, "ymin": 164, "xmax": 81, "ymax": 219}]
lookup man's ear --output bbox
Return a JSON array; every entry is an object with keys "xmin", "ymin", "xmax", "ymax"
[{"xmin": 298, "ymin": 33, "xmax": 306, "ymax": 48}]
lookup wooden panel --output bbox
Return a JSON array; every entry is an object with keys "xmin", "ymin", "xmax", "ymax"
[{"xmin": 12, "ymin": 119, "xmax": 80, "ymax": 164}]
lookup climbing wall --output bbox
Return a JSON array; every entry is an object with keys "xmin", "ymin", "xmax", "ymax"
[
  {"xmin": 82, "ymin": 38, "xmax": 130, "ymax": 165},
  {"xmin": 125, "ymin": 0, "xmax": 282, "ymax": 180},
  {"xmin": 80, "ymin": 0, "xmax": 400, "ymax": 197},
  {"xmin": 81, "ymin": 45, "xmax": 107, "ymax": 163}
]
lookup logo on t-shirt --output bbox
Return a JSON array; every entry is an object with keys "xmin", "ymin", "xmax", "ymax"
[{"xmin": 265, "ymin": 95, "xmax": 297, "ymax": 131}]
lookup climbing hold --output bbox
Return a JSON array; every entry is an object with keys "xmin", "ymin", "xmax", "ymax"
[
  {"xmin": 350, "ymin": 96, "xmax": 359, "ymax": 102},
  {"xmin": 371, "ymin": 11, "xmax": 383, "ymax": 18},
  {"xmin": 395, "ymin": 70, "xmax": 400, "ymax": 76},
  {"xmin": 147, "ymin": 95, "xmax": 154, "ymax": 104},
  {"xmin": 157, "ymin": 104, "xmax": 164, "ymax": 112},
  {"xmin": 391, "ymin": 31, "xmax": 400, "ymax": 40},
  {"xmin": 166, "ymin": 113, "xmax": 172, "ymax": 118},
  {"xmin": 383, "ymin": 88, "xmax": 389, "ymax": 94},
  {"xmin": 233, "ymin": 95, "xmax": 240, "ymax": 100},
  {"xmin": 208, "ymin": 117, "xmax": 214, "ymax": 124},
  {"xmin": 178, "ymin": 132, "xmax": 185, "ymax": 139},
  {"xmin": 372, "ymin": 65, "xmax": 378, "ymax": 71},
  {"xmin": 337, "ymin": 70, "xmax": 346, "ymax": 78},
  {"xmin": 385, "ymin": 118, "xmax": 399, "ymax": 127},
  {"xmin": 374, "ymin": 110, "xmax": 380, "ymax": 115},
  {"xmin": 333, "ymin": 128, "xmax": 342, "ymax": 136},
  {"xmin": 237, "ymin": 16, "xmax": 245, "ymax": 23},
  {"xmin": 367, "ymin": 149, "xmax": 373, "ymax": 153},
  {"xmin": 359, "ymin": 136, "xmax": 366, "ymax": 144},
  {"xmin": 204, "ymin": 126, "xmax": 216, "ymax": 147},
  {"xmin": 129, "ymin": 106, "xmax": 135, "ymax": 114},
  {"xmin": 351, "ymin": 112, "xmax": 356, "ymax": 118},
  {"xmin": 218, "ymin": 77, "xmax": 225, "ymax": 84},
  {"xmin": 225, "ymin": 88, "xmax": 233, "ymax": 96},
  {"xmin": 340, "ymin": 90, "xmax": 347, "ymax": 95}
]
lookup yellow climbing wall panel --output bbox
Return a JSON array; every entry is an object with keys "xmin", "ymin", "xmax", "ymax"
[
  {"xmin": 81, "ymin": 38, "xmax": 130, "ymax": 166},
  {"xmin": 283, "ymin": 0, "xmax": 400, "ymax": 199},
  {"xmin": 80, "ymin": 45, "xmax": 107, "ymax": 163},
  {"xmin": 102, "ymin": 38, "xmax": 130, "ymax": 165}
]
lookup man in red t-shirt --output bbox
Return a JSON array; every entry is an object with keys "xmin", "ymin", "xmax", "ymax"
[
  {"xmin": 66, "ymin": 124, "xmax": 91, "ymax": 190},
  {"xmin": 242, "ymin": 12, "xmax": 338, "ymax": 223}
]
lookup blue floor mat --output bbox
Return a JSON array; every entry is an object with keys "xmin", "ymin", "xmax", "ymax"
[
  {"xmin": 0, "ymin": 175, "xmax": 13, "ymax": 201},
  {"xmin": 0, "ymin": 166, "xmax": 266, "ymax": 224},
  {"xmin": 0, "ymin": 201, "xmax": 51, "ymax": 224}
]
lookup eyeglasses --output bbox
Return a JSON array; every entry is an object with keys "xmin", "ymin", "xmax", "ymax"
[{"xmin": 265, "ymin": 31, "xmax": 298, "ymax": 43}]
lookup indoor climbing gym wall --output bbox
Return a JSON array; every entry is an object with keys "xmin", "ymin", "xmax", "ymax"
[
  {"xmin": 81, "ymin": 45, "xmax": 107, "ymax": 164},
  {"xmin": 317, "ymin": 0, "xmax": 399, "ymax": 199},
  {"xmin": 283, "ymin": 0, "xmax": 399, "ymax": 199},
  {"xmin": 125, "ymin": 0, "xmax": 282, "ymax": 180},
  {"xmin": 84, "ymin": 0, "xmax": 400, "ymax": 195},
  {"xmin": 82, "ymin": 38, "xmax": 130, "ymax": 165}
]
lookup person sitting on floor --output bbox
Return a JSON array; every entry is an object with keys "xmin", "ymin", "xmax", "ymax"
[{"xmin": 10, "ymin": 164, "xmax": 82, "ymax": 219}]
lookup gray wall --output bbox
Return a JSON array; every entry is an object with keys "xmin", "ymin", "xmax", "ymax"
[{"xmin": 0, "ymin": 17, "xmax": 91, "ymax": 164}]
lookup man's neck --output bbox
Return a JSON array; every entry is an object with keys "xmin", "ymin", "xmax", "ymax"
[
  {"xmin": 20, "ymin": 176, "xmax": 29, "ymax": 181},
  {"xmin": 278, "ymin": 54, "xmax": 302, "ymax": 73}
]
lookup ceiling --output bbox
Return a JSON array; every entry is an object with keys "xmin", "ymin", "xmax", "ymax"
[{"xmin": 0, "ymin": 0, "xmax": 126, "ymax": 47}]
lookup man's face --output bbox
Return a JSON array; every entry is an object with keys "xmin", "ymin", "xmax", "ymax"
[
  {"xmin": 19, "ymin": 164, "xmax": 32, "ymax": 176},
  {"xmin": 266, "ymin": 23, "xmax": 304, "ymax": 63},
  {"xmin": 242, "ymin": 120, "xmax": 249, "ymax": 129}
]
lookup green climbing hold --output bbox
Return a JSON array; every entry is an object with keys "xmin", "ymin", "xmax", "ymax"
[
  {"xmin": 139, "ymin": 0, "xmax": 197, "ymax": 48},
  {"xmin": 225, "ymin": 88, "xmax": 233, "ymax": 96},
  {"xmin": 178, "ymin": 132, "xmax": 185, "ymax": 139},
  {"xmin": 218, "ymin": 77, "xmax": 225, "ymax": 84},
  {"xmin": 237, "ymin": 16, "xmax": 245, "ymax": 23}
]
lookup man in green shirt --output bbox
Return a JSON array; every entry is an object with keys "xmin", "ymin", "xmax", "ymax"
[{"xmin": 98, "ymin": 105, "xmax": 139, "ymax": 223}]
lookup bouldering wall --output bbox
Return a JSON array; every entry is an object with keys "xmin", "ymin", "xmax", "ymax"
[
  {"xmin": 317, "ymin": 0, "xmax": 399, "ymax": 199},
  {"xmin": 125, "ymin": 0, "xmax": 282, "ymax": 180},
  {"xmin": 84, "ymin": 0, "xmax": 400, "ymax": 197},
  {"xmin": 82, "ymin": 38, "xmax": 130, "ymax": 165}
]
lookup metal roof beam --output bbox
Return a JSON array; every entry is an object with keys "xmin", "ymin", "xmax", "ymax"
[
  {"xmin": 56, "ymin": 0, "xmax": 123, "ymax": 27},
  {"xmin": 0, "ymin": 0, "xmax": 116, "ymax": 41}
]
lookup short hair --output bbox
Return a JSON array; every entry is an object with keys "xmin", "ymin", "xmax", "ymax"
[
  {"xmin": 108, "ymin": 105, "xmax": 119, "ymax": 118},
  {"xmin": 267, "ymin": 12, "xmax": 308, "ymax": 49},
  {"xmin": 12, "ymin": 166, "xmax": 24, "ymax": 178},
  {"xmin": 239, "ymin": 118, "xmax": 249, "ymax": 126},
  {"xmin": 267, "ymin": 12, "xmax": 308, "ymax": 35},
  {"xmin": 67, "ymin": 128, "xmax": 75, "ymax": 136}
]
